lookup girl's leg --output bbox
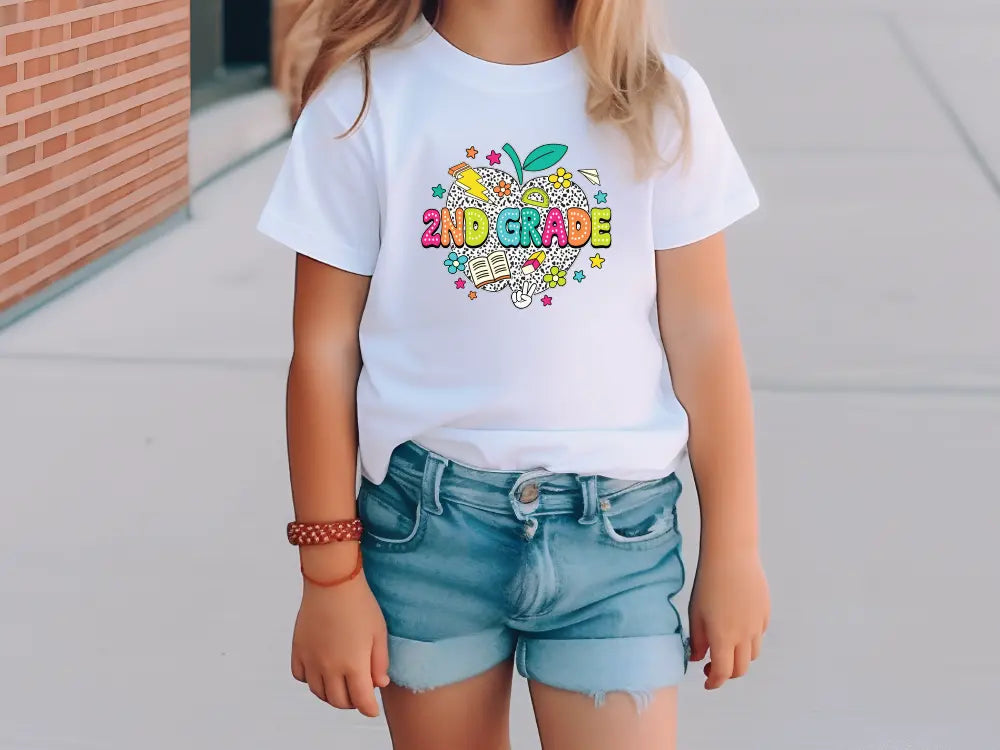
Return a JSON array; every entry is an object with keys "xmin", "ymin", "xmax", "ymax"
[
  {"xmin": 528, "ymin": 682, "xmax": 677, "ymax": 750},
  {"xmin": 380, "ymin": 659, "xmax": 515, "ymax": 750}
]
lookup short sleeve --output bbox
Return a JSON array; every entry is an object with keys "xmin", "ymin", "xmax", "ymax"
[
  {"xmin": 257, "ymin": 88, "xmax": 381, "ymax": 275},
  {"xmin": 652, "ymin": 62, "xmax": 759, "ymax": 250}
]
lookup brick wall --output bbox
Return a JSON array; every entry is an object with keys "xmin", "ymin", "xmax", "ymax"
[{"xmin": 0, "ymin": 0, "xmax": 190, "ymax": 314}]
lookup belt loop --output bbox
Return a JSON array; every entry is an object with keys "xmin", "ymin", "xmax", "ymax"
[
  {"xmin": 577, "ymin": 475, "xmax": 599, "ymax": 525},
  {"xmin": 421, "ymin": 451, "xmax": 448, "ymax": 515}
]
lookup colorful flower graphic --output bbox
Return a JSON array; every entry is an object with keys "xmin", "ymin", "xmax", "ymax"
[
  {"xmin": 548, "ymin": 167, "xmax": 573, "ymax": 189},
  {"xmin": 444, "ymin": 252, "xmax": 468, "ymax": 274},
  {"xmin": 493, "ymin": 179, "xmax": 512, "ymax": 197},
  {"xmin": 543, "ymin": 265, "xmax": 567, "ymax": 288}
]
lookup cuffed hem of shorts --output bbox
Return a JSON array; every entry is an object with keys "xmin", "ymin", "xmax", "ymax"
[
  {"xmin": 387, "ymin": 627, "xmax": 517, "ymax": 692},
  {"xmin": 515, "ymin": 634, "xmax": 687, "ymax": 704}
]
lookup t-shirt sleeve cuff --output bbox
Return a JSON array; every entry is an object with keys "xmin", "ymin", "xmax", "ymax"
[
  {"xmin": 257, "ymin": 211, "xmax": 378, "ymax": 276},
  {"xmin": 653, "ymin": 186, "xmax": 760, "ymax": 250}
]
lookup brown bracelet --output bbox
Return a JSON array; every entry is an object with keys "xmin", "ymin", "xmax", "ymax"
[
  {"xmin": 287, "ymin": 519, "xmax": 363, "ymax": 545},
  {"xmin": 300, "ymin": 547, "xmax": 364, "ymax": 588}
]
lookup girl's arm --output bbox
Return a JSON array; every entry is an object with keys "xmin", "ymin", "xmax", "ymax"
[
  {"xmin": 288, "ymin": 254, "xmax": 368, "ymax": 578},
  {"xmin": 655, "ymin": 231, "xmax": 770, "ymax": 690},
  {"xmin": 286, "ymin": 254, "xmax": 390, "ymax": 717}
]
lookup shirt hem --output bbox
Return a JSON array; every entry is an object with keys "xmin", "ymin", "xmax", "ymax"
[
  {"xmin": 653, "ymin": 187, "xmax": 761, "ymax": 250},
  {"xmin": 257, "ymin": 212, "xmax": 378, "ymax": 276}
]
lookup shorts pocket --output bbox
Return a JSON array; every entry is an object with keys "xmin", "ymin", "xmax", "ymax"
[
  {"xmin": 358, "ymin": 475, "xmax": 426, "ymax": 551},
  {"xmin": 598, "ymin": 474, "xmax": 682, "ymax": 550}
]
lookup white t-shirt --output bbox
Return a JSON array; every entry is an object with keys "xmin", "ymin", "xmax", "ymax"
[{"xmin": 258, "ymin": 17, "xmax": 759, "ymax": 484}]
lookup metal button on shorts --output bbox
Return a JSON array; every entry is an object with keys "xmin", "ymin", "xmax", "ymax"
[{"xmin": 519, "ymin": 483, "xmax": 539, "ymax": 503}]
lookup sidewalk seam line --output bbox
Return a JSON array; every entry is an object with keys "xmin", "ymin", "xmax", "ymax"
[{"xmin": 882, "ymin": 13, "xmax": 1000, "ymax": 199}]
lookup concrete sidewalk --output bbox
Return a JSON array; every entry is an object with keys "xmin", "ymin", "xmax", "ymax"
[{"xmin": 2, "ymin": 2, "xmax": 998, "ymax": 748}]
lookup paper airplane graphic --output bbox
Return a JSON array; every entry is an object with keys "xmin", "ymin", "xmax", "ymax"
[{"xmin": 578, "ymin": 168, "xmax": 600, "ymax": 186}]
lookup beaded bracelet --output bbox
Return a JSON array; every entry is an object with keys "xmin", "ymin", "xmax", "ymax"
[{"xmin": 287, "ymin": 519, "xmax": 363, "ymax": 546}]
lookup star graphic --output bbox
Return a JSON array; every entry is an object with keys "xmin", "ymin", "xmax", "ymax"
[
  {"xmin": 468, "ymin": 291, "xmax": 478, "ymax": 300},
  {"xmin": 541, "ymin": 295, "xmax": 553, "ymax": 306},
  {"xmin": 455, "ymin": 278, "xmax": 466, "ymax": 289},
  {"xmin": 466, "ymin": 146, "xmax": 478, "ymax": 159},
  {"xmin": 486, "ymin": 149, "xmax": 502, "ymax": 165},
  {"xmin": 431, "ymin": 184, "xmax": 446, "ymax": 199},
  {"xmin": 590, "ymin": 253, "xmax": 605, "ymax": 269},
  {"xmin": 573, "ymin": 270, "xmax": 586, "ymax": 282},
  {"xmin": 595, "ymin": 190, "xmax": 608, "ymax": 204}
]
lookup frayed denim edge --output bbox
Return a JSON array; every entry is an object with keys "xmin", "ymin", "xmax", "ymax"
[{"xmin": 591, "ymin": 689, "xmax": 656, "ymax": 713}]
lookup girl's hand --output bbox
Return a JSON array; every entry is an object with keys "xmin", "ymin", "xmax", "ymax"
[
  {"xmin": 688, "ymin": 546, "xmax": 770, "ymax": 689},
  {"xmin": 291, "ymin": 557, "xmax": 390, "ymax": 717}
]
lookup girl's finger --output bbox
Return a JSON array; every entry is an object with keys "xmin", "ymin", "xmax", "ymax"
[
  {"xmin": 751, "ymin": 634, "xmax": 762, "ymax": 661},
  {"xmin": 732, "ymin": 641, "xmax": 751, "ymax": 679},
  {"xmin": 291, "ymin": 656, "xmax": 307, "ymax": 683},
  {"xmin": 325, "ymin": 674, "xmax": 353, "ymax": 710},
  {"xmin": 688, "ymin": 617, "xmax": 709, "ymax": 662},
  {"xmin": 705, "ymin": 643, "xmax": 734, "ymax": 689},
  {"xmin": 347, "ymin": 670, "xmax": 380, "ymax": 718},
  {"xmin": 306, "ymin": 670, "xmax": 327, "ymax": 703},
  {"xmin": 371, "ymin": 630, "xmax": 391, "ymax": 688}
]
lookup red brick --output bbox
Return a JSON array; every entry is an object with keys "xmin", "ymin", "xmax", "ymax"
[
  {"xmin": 86, "ymin": 40, "xmax": 111, "ymax": 59},
  {"xmin": 0, "ymin": 123, "xmax": 18, "ymax": 146},
  {"xmin": 24, "ymin": 0, "xmax": 51, "ymax": 21},
  {"xmin": 0, "ymin": 239, "xmax": 18, "ymax": 264},
  {"xmin": 26, "ymin": 217, "xmax": 61, "ymax": 248},
  {"xmin": 74, "ymin": 120, "xmax": 99, "ymax": 143},
  {"xmin": 0, "ymin": 6, "xmax": 20, "ymax": 26},
  {"xmin": 38, "ymin": 183, "xmax": 74, "ymax": 213},
  {"xmin": 0, "ymin": 63, "xmax": 16, "ymax": 85},
  {"xmin": 57, "ymin": 206, "xmax": 87, "ymax": 232},
  {"xmin": 39, "ymin": 25, "xmax": 64, "ymax": 46},
  {"xmin": 41, "ymin": 79, "xmax": 73, "ymax": 102},
  {"xmin": 56, "ymin": 101, "xmax": 80, "ymax": 124},
  {"xmin": 140, "ymin": 89, "xmax": 186, "ymax": 116},
  {"xmin": 25, "ymin": 112, "xmax": 52, "ymax": 137},
  {"xmin": 21, "ymin": 168, "xmax": 53, "ymax": 194},
  {"xmin": 6, "ymin": 30, "xmax": 35, "ymax": 54},
  {"xmin": 98, "ymin": 13, "xmax": 115, "ymax": 31},
  {"xmin": 6, "ymin": 205, "xmax": 36, "ymax": 232},
  {"xmin": 23, "ymin": 56, "xmax": 52, "ymax": 77},
  {"xmin": 56, "ymin": 49, "xmax": 79, "ymax": 69},
  {"xmin": 138, "ymin": 0, "xmax": 177, "ymax": 20},
  {"xmin": 6, "ymin": 89, "xmax": 36, "ymax": 114},
  {"xmin": 8, "ymin": 146, "xmax": 37, "ymax": 172},
  {"xmin": 53, "ymin": 0, "xmax": 78, "ymax": 12},
  {"xmin": 124, "ymin": 51, "xmax": 158, "ymax": 74},
  {"xmin": 43, "ymin": 133, "xmax": 69, "ymax": 158},
  {"xmin": 1, "ymin": 204, "xmax": 36, "ymax": 233},
  {"xmin": 105, "ymin": 83, "xmax": 138, "ymax": 106},
  {"xmin": 71, "ymin": 18, "xmax": 93, "ymax": 38},
  {"xmin": 72, "ymin": 71, "xmax": 94, "ymax": 92}
]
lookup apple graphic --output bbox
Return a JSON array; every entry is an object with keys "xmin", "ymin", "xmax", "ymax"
[{"xmin": 444, "ymin": 146, "xmax": 591, "ymax": 309}]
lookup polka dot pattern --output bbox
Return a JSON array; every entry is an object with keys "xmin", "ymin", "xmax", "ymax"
[
  {"xmin": 445, "ymin": 167, "xmax": 590, "ymax": 298},
  {"xmin": 287, "ymin": 519, "xmax": 363, "ymax": 545}
]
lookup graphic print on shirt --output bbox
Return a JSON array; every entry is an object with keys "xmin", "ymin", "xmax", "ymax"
[{"xmin": 421, "ymin": 143, "xmax": 612, "ymax": 310}]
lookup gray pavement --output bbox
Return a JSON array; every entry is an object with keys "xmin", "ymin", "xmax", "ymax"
[{"xmin": 2, "ymin": 2, "xmax": 998, "ymax": 748}]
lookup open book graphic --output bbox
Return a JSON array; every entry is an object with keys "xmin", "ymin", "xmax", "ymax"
[{"xmin": 468, "ymin": 251, "xmax": 512, "ymax": 288}]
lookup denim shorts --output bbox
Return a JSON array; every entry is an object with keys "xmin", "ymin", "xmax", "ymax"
[{"xmin": 359, "ymin": 441, "xmax": 689, "ymax": 705}]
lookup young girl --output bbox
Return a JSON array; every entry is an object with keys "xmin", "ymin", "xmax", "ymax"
[{"xmin": 259, "ymin": 1, "xmax": 769, "ymax": 747}]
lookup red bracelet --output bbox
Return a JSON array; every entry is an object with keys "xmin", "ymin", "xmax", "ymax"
[
  {"xmin": 287, "ymin": 519, "xmax": 363, "ymax": 545},
  {"xmin": 300, "ymin": 548, "xmax": 364, "ymax": 588}
]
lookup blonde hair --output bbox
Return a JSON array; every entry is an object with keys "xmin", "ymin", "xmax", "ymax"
[{"xmin": 279, "ymin": 0, "xmax": 689, "ymax": 175}]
